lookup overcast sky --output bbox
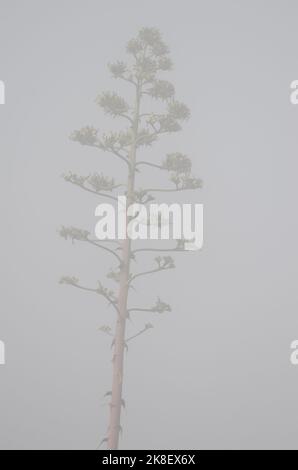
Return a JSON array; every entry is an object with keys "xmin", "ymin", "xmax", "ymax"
[{"xmin": 0, "ymin": 0, "xmax": 298, "ymax": 449}]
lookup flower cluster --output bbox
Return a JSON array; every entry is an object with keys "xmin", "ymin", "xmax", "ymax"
[
  {"xmin": 170, "ymin": 174, "xmax": 203, "ymax": 190},
  {"xmin": 63, "ymin": 171, "xmax": 118, "ymax": 193},
  {"xmin": 98, "ymin": 325, "xmax": 113, "ymax": 335},
  {"xmin": 155, "ymin": 256, "xmax": 175, "ymax": 270},
  {"xmin": 148, "ymin": 80, "xmax": 175, "ymax": 101},
  {"xmin": 96, "ymin": 92, "xmax": 129, "ymax": 118},
  {"xmin": 96, "ymin": 282, "xmax": 117, "ymax": 303},
  {"xmin": 163, "ymin": 153, "xmax": 192, "ymax": 174},
  {"xmin": 108, "ymin": 61, "xmax": 127, "ymax": 79},
  {"xmin": 106, "ymin": 269, "xmax": 121, "ymax": 284},
  {"xmin": 59, "ymin": 276, "xmax": 79, "ymax": 286},
  {"xmin": 151, "ymin": 297, "xmax": 171, "ymax": 314},
  {"xmin": 59, "ymin": 226, "xmax": 90, "ymax": 243},
  {"xmin": 130, "ymin": 189, "xmax": 154, "ymax": 204},
  {"xmin": 70, "ymin": 126, "xmax": 98, "ymax": 146}
]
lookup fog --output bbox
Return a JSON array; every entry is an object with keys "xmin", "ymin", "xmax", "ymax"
[{"xmin": 0, "ymin": 0, "xmax": 298, "ymax": 449}]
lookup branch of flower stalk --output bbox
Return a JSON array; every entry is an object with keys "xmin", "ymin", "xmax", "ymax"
[
  {"xmin": 132, "ymin": 246, "xmax": 184, "ymax": 255},
  {"xmin": 131, "ymin": 240, "xmax": 192, "ymax": 255},
  {"xmin": 136, "ymin": 128, "xmax": 170, "ymax": 144},
  {"xmin": 61, "ymin": 280, "xmax": 120, "ymax": 316},
  {"xmin": 127, "ymin": 265, "xmax": 172, "ymax": 286},
  {"xmin": 138, "ymin": 113, "xmax": 152, "ymax": 119},
  {"xmin": 59, "ymin": 227, "xmax": 122, "ymax": 263},
  {"xmin": 126, "ymin": 323, "xmax": 154, "ymax": 343},
  {"xmin": 135, "ymin": 160, "xmax": 165, "ymax": 170},
  {"xmin": 143, "ymin": 187, "xmax": 197, "ymax": 193},
  {"xmin": 95, "ymin": 143, "xmax": 131, "ymax": 168},
  {"xmin": 88, "ymin": 238, "xmax": 121, "ymax": 246},
  {"xmin": 128, "ymin": 257, "xmax": 175, "ymax": 286},
  {"xmin": 78, "ymin": 185, "xmax": 118, "ymax": 201},
  {"xmin": 127, "ymin": 307, "xmax": 155, "ymax": 314},
  {"xmin": 121, "ymin": 76, "xmax": 137, "ymax": 87},
  {"xmin": 127, "ymin": 297, "xmax": 171, "ymax": 316},
  {"xmin": 70, "ymin": 129, "xmax": 131, "ymax": 169},
  {"xmin": 65, "ymin": 179, "xmax": 119, "ymax": 202},
  {"xmin": 87, "ymin": 240, "xmax": 123, "ymax": 264},
  {"xmin": 118, "ymin": 113, "xmax": 134, "ymax": 125}
]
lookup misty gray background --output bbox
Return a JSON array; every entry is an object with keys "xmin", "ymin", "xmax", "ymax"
[{"xmin": 0, "ymin": 0, "xmax": 298, "ymax": 450}]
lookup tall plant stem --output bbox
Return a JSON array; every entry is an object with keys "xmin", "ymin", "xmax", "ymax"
[{"xmin": 107, "ymin": 82, "xmax": 141, "ymax": 449}]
